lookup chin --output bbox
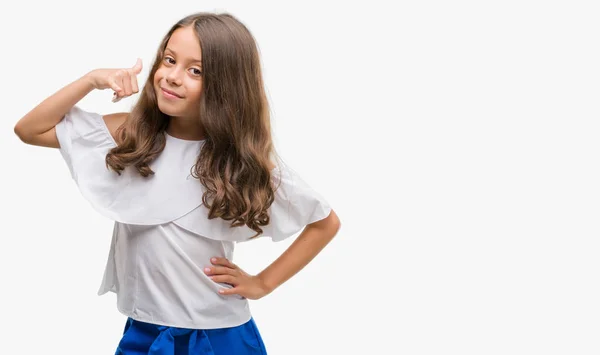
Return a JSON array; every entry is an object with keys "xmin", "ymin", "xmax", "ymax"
[
  {"xmin": 157, "ymin": 104, "xmax": 179, "ymax": 117},
  {"xmin": 154, "ymin": 94, "xmax": 175, "ymax": 112}
]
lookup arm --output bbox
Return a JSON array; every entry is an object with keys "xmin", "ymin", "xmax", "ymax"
[
  {"xmin": 14, "ymin": 59, "xmax": 143, "ymax": 148},
  {"xmin": 257, "ymin": 209, "xmax": 341, "ymax": 294},
  {"xmin": 13, "ymin": 74, "xmax": 96, "ymax": 147},
  {"xmin": 209, "ymin": 209, "xmax": 341, "ymax": 299}
]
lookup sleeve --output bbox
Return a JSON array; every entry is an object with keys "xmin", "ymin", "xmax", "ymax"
[
  {"xmin": 54, "ymin": 105, "xmax": 117, "ymax": 180},
  {"xmin": 264, "ymin": 164, "xmax": 333, "ymax": 242},
  {"xmin": 53, "ymin": 106, "xmax": 209, "ymax": 225},
  {"xmin": 170, "ymin": 162, "xmax": 333, "ymax": 243}
]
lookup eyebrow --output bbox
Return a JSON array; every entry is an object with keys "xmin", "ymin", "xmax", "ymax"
[{"xmin": 165, "ymin": 48, "xmax": 202, "ymax": 64}]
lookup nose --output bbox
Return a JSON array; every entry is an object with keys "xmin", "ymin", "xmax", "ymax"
[{"xmin": 165, "ymin": 67, "xmax": 183, "ymax": 86}]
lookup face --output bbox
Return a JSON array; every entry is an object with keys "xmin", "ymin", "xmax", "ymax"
[{"xmin": 153, "ymin": 26, "xmax": 203, "ymax": 119}]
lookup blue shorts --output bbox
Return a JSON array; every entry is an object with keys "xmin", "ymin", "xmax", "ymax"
[{"xmin": 114, "ymin": 317, "xmax": 268, "ymax": 354}]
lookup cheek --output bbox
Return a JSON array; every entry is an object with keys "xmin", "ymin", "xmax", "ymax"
[
  {"xmin": 153, "ymin": 69, "xmax": 165, "ymax": 85},
  {"xmin": 186, "ymin": 82, "xmax": 203, "ymax": 101}
]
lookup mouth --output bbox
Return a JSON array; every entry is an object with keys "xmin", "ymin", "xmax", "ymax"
[{"xmin": 160, "ymin": 87, "xmax": 183, "ymax": 99}]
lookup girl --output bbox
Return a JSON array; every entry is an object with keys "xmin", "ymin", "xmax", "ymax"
[{"xmin": 13, "ymin": 12, "xmax": 340, "ymax": 355}]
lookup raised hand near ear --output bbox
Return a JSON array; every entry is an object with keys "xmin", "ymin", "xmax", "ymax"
[{"xmin": 86, "ymin": 58, "xmax": 143, "ymax": 103}]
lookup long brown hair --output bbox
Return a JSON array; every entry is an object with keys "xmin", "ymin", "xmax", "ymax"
[{"xmin": 106, "ymin": 12, "xmax": 283, "ymax": 238}]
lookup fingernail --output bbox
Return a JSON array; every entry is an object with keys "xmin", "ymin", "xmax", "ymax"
[
  {"xmin": 204, "ymin": 268, "xmax": 210, "ymax": 273},
  {"xmin": 211, "ymin": 258, "xmax": 217, "ymax": 262},
  {"xmin": 219, "ymin": 290, "xmax": 224, "ymax": 294}
]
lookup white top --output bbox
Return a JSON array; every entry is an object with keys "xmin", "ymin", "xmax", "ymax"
[{"xmin": 54, "ymin": 106, "xmax": 332, "ymax": 329}]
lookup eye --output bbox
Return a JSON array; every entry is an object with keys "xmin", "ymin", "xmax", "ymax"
[
  {"xmin": 164, "ymin": 56, "xmax": 175, "ymax": 64},
  {"xmin": 190, "ymin": 68, "xmax": 202, "ymax": 76}
]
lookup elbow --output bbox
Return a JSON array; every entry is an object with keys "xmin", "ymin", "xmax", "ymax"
[
  {"xmin": 13, "ymin": 122, "xmax": 29, "ymax": 143},
  {"xmin": 14, "ymin": 121, "xmax": 38, "ymax": 145},
  {"xmin": 14, "ymin": 124, "xmax": 36, "ymax": 145}
]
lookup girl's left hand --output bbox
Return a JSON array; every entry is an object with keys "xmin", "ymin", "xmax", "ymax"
[{"xmin": 205, "ymin": 257, "xmax": 271, "ymax": 300}]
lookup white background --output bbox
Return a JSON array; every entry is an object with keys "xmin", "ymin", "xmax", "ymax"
[{"xmin": 1, "ymin": 1, "xmax": 599, "ymax": 354}]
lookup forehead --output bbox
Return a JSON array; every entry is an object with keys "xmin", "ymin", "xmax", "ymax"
[{"xmin": 166, "ymin": 26, "xmax": 202, "ymax": 60}]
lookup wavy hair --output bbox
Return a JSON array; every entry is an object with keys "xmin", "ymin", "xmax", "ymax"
[{"xmin": 105, "ymin": 12, "xmax": 283, "ymax": 238}]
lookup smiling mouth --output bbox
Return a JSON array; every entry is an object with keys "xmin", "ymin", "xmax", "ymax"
[{"xmin": 160, "ymin": 88, "xmax": 183, "ymax": 99}]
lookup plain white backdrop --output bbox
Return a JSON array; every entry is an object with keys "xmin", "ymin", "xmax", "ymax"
[{"xmin": 1, "ymin": 1, "xmax": 599, "ymax": 354}]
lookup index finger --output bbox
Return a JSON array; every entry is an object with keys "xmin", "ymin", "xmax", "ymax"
[
  {"xmin": 219, "ymin": 286, "xmax": 241, "ymax": 296},
  {"xmin": 211, "ymin": 257, "xmax": 236, "ymax": 268},
  {"xmin": 127, "ymin": 70, "xmax": 139, "ymax": 93}
]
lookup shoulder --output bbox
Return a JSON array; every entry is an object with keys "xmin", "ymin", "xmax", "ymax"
[{"xmin": 102, "ymin": 112, "xmax": 129, "ymax": 141}]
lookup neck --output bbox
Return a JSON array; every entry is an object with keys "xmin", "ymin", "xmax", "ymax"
[{"xmin": 166, "ymin": 117, "xmax": 206, "ymax": 141}]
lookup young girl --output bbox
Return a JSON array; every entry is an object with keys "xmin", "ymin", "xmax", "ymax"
[{"xmin": 13, "ymin": 12, "xmax": 340, "ymax": 355}]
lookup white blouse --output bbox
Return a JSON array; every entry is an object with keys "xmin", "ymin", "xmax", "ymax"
[{"xmin": 54, "ymin": 106, "xmax": 332, "ymax": 329}]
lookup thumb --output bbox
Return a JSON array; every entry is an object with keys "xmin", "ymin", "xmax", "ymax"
[{"xmin": 131, "ymin": 58, "xmax": 143, "ymax": 74}]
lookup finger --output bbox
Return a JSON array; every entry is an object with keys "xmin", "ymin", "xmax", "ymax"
[
  {"xmin": 211, "ymin": 257, "xmax": 236, "ymax": 269},
  {"xmin": 219, "ymin": 287, "xmax": 241, "ymax": 296},
  {"xmin": 109, "ymin": 75, "xmax": 123, "ymax": 103},
  {"xmin": 131, "ymin": 58, "xmax": 143, "ymax": 74},
  {"xmin": 112, "ymin": 92, "xmax": 122, "ymax": 103},
  {"xmin": 205, "ymin": 266, "xmax": 235, "ymax": 276},
  {"xmin": 120, "ymin": 71, "xmax": 132, "ymax": 96},
  {"xmin": 129, "ymin": 71, "xmax": 139, "ymax": 94},
  {"xmin": 210, "ymin": 275, "xmax": 237, "ymax": 285},
  {"xmin": 113, "ymin": 71, "xmax": 126, "ymax": 97},
  {"xmin": 108, "ymin": 76, "xmax": 123, "ymax": 94}
]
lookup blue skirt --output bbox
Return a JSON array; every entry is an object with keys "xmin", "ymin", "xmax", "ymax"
[{"xmin": 114, "ymin": 317, "xmax": 267, "ymax": 355}]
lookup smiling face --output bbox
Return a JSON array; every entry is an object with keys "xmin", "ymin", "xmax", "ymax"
[{"xmin": 153, "ymin": 25, "xmax": 203, "ymax": 119}]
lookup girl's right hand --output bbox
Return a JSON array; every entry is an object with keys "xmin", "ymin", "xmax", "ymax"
[{"xmin": 86, "ymin": 58, "xmax": 143, "ymax": 103}]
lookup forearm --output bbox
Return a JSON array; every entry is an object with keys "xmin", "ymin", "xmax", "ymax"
[
  {"xmin": 257, "ymin": 210, "xmax": 341, "ymax": 293},
  {"xmin": 14, "ymin": 73, "xmax": 96, "ymax": 140}
]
